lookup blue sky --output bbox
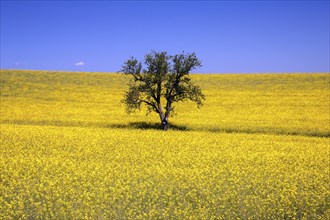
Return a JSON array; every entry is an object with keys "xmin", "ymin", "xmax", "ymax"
[{"xmin": 1, "ymin": 1, "xmax": 329, "ymax": 73}]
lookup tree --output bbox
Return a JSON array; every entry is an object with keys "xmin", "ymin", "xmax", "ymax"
[{"xmin": 121, "ymin": 51, "xmax": 205, "ymax": 131}]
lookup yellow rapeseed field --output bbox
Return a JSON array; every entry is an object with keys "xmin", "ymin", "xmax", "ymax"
[{"xmin": 1, "ymin": 70, "xmax": 329, "ymax": 219}]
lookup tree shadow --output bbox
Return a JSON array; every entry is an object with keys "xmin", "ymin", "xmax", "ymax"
[
  {"xmin": 2, "ymin": 119, "xmax": 328, "ymax": 137},
  {"xmin": 1, "ymin": 119, "xmax": 189, "ymax": 131},
  {"xmin": 127, "ymin": 121, "xmax": 190, "ymax": 131}
]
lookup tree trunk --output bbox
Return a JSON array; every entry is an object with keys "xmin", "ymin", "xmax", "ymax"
[{"xmin": 162, "ymin": 116, "xmax": 169, "ymax": 131}]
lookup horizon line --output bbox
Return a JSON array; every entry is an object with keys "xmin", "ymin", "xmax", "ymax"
[{"xmin": 1, "ymin": 69, "xmax": 329, "ymax": 75}]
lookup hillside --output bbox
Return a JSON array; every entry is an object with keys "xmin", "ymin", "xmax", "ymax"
[
  {"xmin": 1, "ymin": 70, "xmax": 329, "ymax": 219},
  {"xmin": 1, "ymin": 70, "xmax": 329, "ymax": 136}
]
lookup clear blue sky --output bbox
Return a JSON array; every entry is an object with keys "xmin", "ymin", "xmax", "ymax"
[{"xmin": 1, "ymin": 0, "xmax": 329, "ymax": 73}]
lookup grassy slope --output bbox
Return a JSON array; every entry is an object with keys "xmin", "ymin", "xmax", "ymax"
[
  {"xmin": 1, "ymin": 70, "xmax": 329, "ymax": 136},
  {"xmin": 1, "ymin": 70, "xmax": 329, "ymax": 219}
]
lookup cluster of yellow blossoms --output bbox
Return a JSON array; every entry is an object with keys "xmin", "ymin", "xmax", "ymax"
[{"xmin": 1, "ymin": 70, "xmax": 329, "ymax": 219}]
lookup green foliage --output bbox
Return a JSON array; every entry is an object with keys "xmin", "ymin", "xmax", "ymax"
[{"xmin": 121, "ymin": 51, "xmax": 205, "ymax": 129}]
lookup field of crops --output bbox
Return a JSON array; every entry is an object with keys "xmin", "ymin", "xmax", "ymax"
[{"xmin": 1, "ymin": 70, "xmax": 329, "ymax": 219}]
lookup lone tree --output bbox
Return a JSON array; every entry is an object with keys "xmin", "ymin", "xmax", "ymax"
[{"xmin": 121, "ymin": 51, "xmax": 205, "ymax": 131}]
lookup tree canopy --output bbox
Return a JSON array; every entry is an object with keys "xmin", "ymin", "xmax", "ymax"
[{"xmin": 121, "ymin": 51, "xmax": 205, "ymax": 130}]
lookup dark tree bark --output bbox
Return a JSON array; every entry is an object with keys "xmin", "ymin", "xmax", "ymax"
[{"xmin": 162, "ymin": 116, "xmax": 169, "ymax": 131}]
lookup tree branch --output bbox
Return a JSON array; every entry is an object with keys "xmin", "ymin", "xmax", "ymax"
[{"xmin": 138, "ymin": 98, "xmax": 159, "ymax": 113}]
